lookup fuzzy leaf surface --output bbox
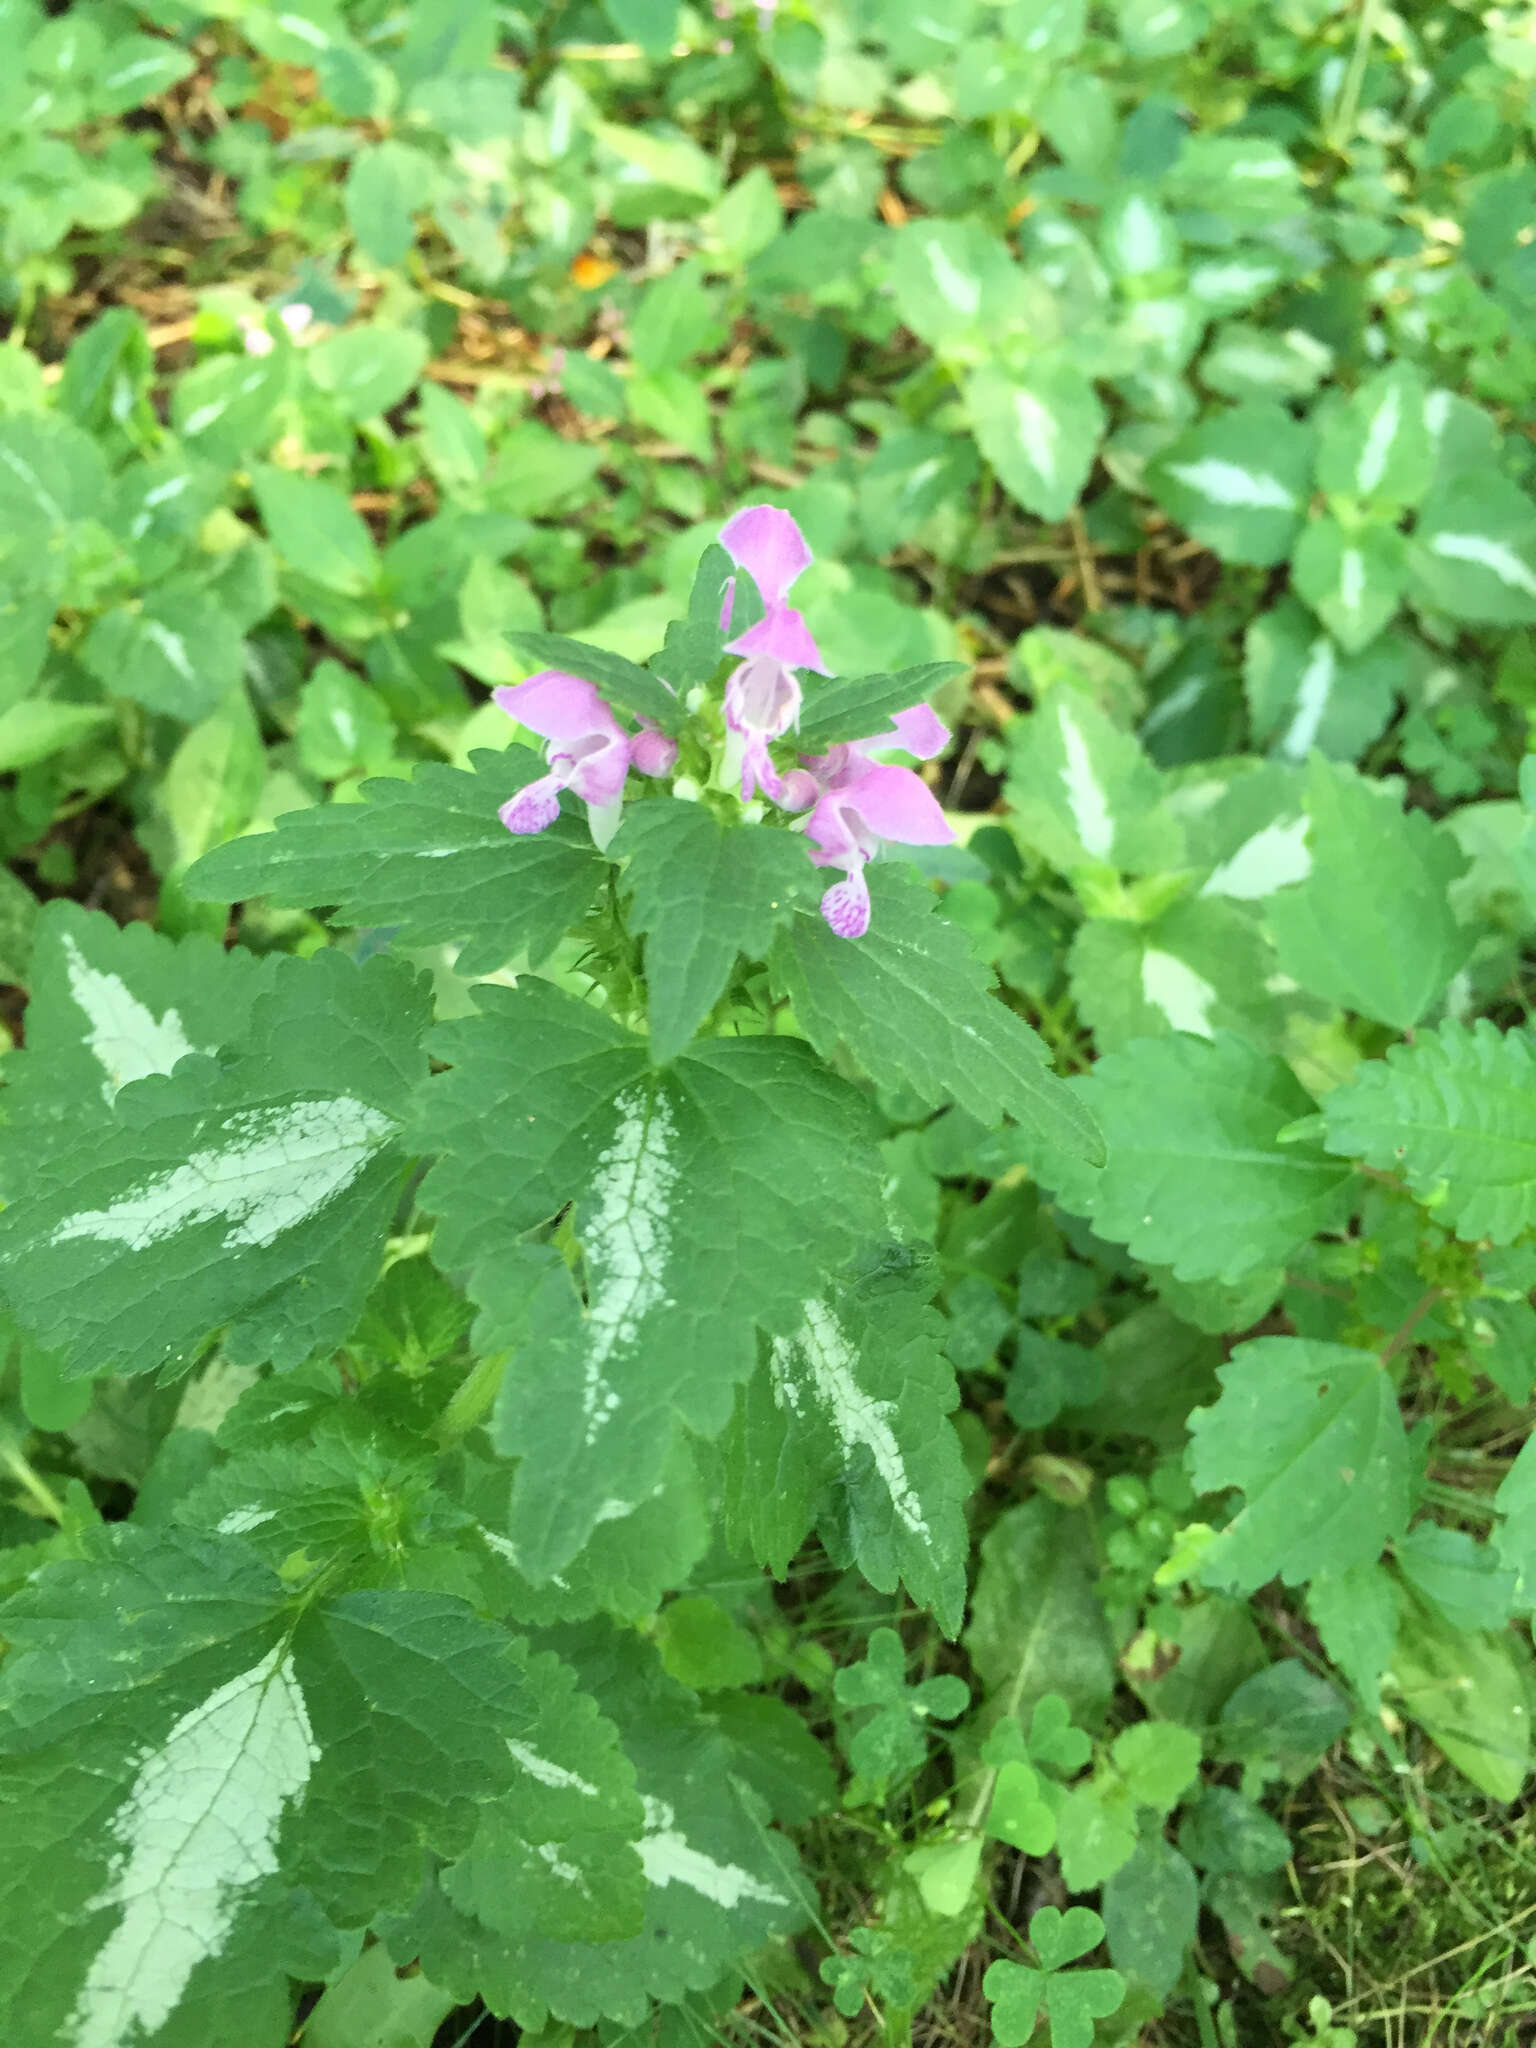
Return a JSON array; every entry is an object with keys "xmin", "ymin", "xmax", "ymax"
[
  {"xmin": 726, "ymin": 1256, "xmax": 972, "ymax": 1635},
  {"xmin": 770, "ymin": 867, "xmax": 1101, "ymax": 1165},
  {"xmin": 1188, "ymin": 1338, "xmax": 1411, "ymax": 1592},
  {"xmin": 0, "ymin": 1528, "xmax": 638, "ymax": 2048},
  {"xmin": 186, "ymin": 751, "xmax": 606, "ymax": 974},
  {"xmin": 1266, "ymin": 757, "xmax": 1470, "ymax": 1030},
  {"xmin": 1322, "ymin": 1020, "xmax": 1536, "ymax": 1245},
  {"xmin": 392, "ymin": 1628, "xmax": 807, "ymax": 2031},
  {"xmin": 0, "ymin": 951, "xmax": 428, "ymax": 1379},
  {"xmin": 1026, "ymin": 1032, "xmax": 1353, "ymax": 1284},
  {"xmin": 612, "ymin": 800, "xmax": 817, "ymax": 1061},
  {"xmin": 416, "ymin": 981, "xmax": 885, "ymax": 1579}
]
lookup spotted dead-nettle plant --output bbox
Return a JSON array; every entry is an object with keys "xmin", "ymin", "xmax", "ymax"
[{"xmin": 0, "ymin": 513, "xmax": 1099, "ymax": 2047}]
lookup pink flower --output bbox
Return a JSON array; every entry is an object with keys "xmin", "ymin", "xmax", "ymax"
[
  {"xmin": 781, "ymin": 702, "xmax": 951, "ymax": 811},
  {"xmin": 493, "ymin": 671, "xmax": 632, "ymax": 850},
  {"xmin": 630, "ymin": 720, "xmax": 679, "ymax": 777},
  {"xmin": 804, "ymin": 761, "xmax": 954, "ymax": 938},
  {"xmin": 782, "ymin": 705, "xmax": 954, "ymax": 938},
  {"xmin": 718, "ymin": 505, "xmax": 828, "ymax": 802}
]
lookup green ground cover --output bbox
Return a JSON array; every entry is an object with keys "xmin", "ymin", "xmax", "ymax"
[{"xmin": 2, "ymin": 3, "xmax": 1536, "ymax": 2044}]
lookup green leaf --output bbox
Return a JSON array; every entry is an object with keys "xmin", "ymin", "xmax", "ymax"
[
  {"xmin": 1028, "ymin": 1032, "xmax": 1353, "ymax": 1284},
  {"xmin": 654, "ymin": 1595, "xmax": 762, "ymax": 1693},
  {"xmin": 467, "ymin": 1442, "xmax": 710, "ymax": 1626},
  {"xmin": 889, "ymin": 220, "xmax": 1028, "ymax": 349},
  {"xmin": 966, "ymin": 358, "xmax": 1105, "ymax": 523},
  {"xmin": 0, "ymin": 698, "xmax": 113, "ymax": 771},
  {"xmin": 185, "ymin": 752, "xmax": 606, "ymax": 975},
  {"xmin": 1410, "ymin": 473, "xmax": 1536, "ymax": 625},
  {"xmin": 295, "ymin": 659, "xmax": 395, "ymax": 781},
  {"xmin": 0, "ymin": 411, "xmax": 109, "ymax": 541},
  {"xmin": 984, "ymin": 1908, "xmax": 1125, "ymax": 2048},
  {"xmin": 1217, "ymin": 1661, "xmax": 1349, "ymax": 1783},
  {"xmin": 1101, "ymin": 1839, "xmax": 1199, "ymax": 1997},
  {"xmin": 1110, "ymin": 1721, "xmax": 1201, "ymax": 1812},
  {"xmin": 612, "ymin": 800, "xmax": 816, "ymax": 1062},
  {"xmin": 1266, "ymin": 758, "xmax": 1471, "ymax": 1029},
  {"xmin": 966, "ymin": 1498, "xmax": 1117, "ymax": 1727},
  {"xmin": 417, "ymin": 981, "xmax": 885, "ymax": 1579},
  {"xmin": 986, "ymin": 1761, "xmax": 1056, "ymax": 1854},
  {"xmin": 1068, "ymin": 897, "xmax": 1282, "ymax": 1052},
  {"xmin": 1177, "ymin": 1786, "xmax": 1291, "ymax": 1876},
  {"xmin": 727, "ymin": 1254, "xmax": 973, "ymax": 1635},
  {"xmin": 1100, "ymin": 189, "xmax": 1180, "ymax": 276},
  {"xmin": 1395, "ymin": 1525, "xmax": 1516, "ymax": 1634},
  {"xmin": 1315, "ymin": 363, "xmax": 1435, "ymax": 508},
  {"xmin": 903, "ymin": 1835, "xmax": 984, "ymax": 1919},
  {"xmin": 1322, "ymin": 1021, "xmax": 1536, "ymax": 1246},
  {"xmin": 0, "ymin": 864, "xmax": 38, "ymax": 983},
  {"xmin": 628, "ymin": 259, "xmax": 725, "ymax": 374},
  {"xmin": 1243, "ymin": 599, "xmax": 1401, "ymax": 763},
  {"xmin": 0, "ymin": 949, "xmax": 429, "ymax": 1378},
  {"xmin": 170, "ymin": 351, "xmax": 287, "ymax": 463},
  {"xmin": 770, "ymin": 867, "xmax": 1102, "ymax": 1166},
  {"xmin": 602, "ymin": 0, "xmax": 679, "ymax": 54},
  {"xmin": 79, "ymin": 583, "xmax": 246, "ymax": 720},
  {"xmin": 1004, "ymin": 691, "xmax": 1183, "ymax": 877},
  {"xmin": 1391, "ymin": 1592, "xmax": 1532, "ymax": 1802},
  {"xmin": 594, "ymin": 122, "xmax": 723, "ymax": 213},
  {"xmin": 251, "ymin": 466, "xmax": 381, "ymax": 598},
  {"xmin": 797, "ymin": 661, "xmax": 966, "ymax": 753},
  {"xmin": 1495, "ymin": 1436, "xmax": 1536, "ymax": 1609},
  {"xmin": 1188, "ymin": 1338, "xmax": 1411, "ymax": 1593},
  {"xmin": 301, "ymin": 1943, "xmax": 455, "ymax": 2048},
  {"xmin": 157, "ymin": 689, "xmax": 266, "ymax": 873},
  {"xmin": 1147, "ymin": 403, "xmax": 1313, "ymax": 566},
  {"xmin": 345, "ymin": 141, "xmax": 433, "ymax": 267},
  {"xmin": 835, "ymin": 1627, "xmax": 969, "ymax": 1781},
  {"xmin": 1200, "ymin": 321, "xmax": 1332, "ymax": 403},
  {"xmin": 0, "ymin": 902, "xmax": 274, "ymax": 1166},
  {"xmin": 307, "ymin": 325, "xmax": 430, "ymax": 420},
  {"xmin": 627, "ymin": 367, "xmax": 713, "ymax": 462},
  {"xmin": 651, "ymin": 543, "xmax": 731, "ymax": 692},
  {"xmin": 96, "ymin": 31, "xmax": 197, "ymax": 110},
  {"xmin": 0, "ymin": 1526, "xmax": 635, "ymax": 2048},
  {"xmin": 506, "ymin": 631, "xmax": 683, "ymax": 733},
  {"xmin": 394, "ymin": 1627, "xmax": 806, "ymax": 2031},
  {"xmin": 1307, "ymin": 1560, "xmax": 1397, "ymax": 1711},
  {"xmin": 1290, "ymin": 516, "xmax": 1406, "ymax": 654}
]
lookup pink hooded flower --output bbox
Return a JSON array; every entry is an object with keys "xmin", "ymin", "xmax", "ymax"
[
  {"xmin": 804, "ymin": 760, "xmax": 954, "ymax": 938},
  {"xmin": 787, "ymin": 702, "xmax": 953, "ymax": 937},
  {"xmin": 718, "ymin": 505, "xmax": 828, "ymax": 802},
  {"xmin": 494, "ymin": 671, "xmax": 632, "ymax": 849}
]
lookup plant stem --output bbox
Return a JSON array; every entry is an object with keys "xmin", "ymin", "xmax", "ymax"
[
  {"xmin": 1184, "ymin": 1957, "xmax": 1222, "ymax": 2048},
  {"xmin": 1326, "ymin": 0, "xmax": 1385, "ymax": 151},
  {"xmin": 0, "ymin": 1438, "xmax": 66, "ymax": 1523},
  {"xmin": 436, "ymin": 1350, "xmax": 508, "ymax": 1444}
]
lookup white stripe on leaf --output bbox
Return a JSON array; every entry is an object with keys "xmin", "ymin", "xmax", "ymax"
[
  {"xmin": 1141, "ymin": 950, "xmax": 1217, "ymax": 1037},
  {"xmin": 49, "ymin": 1098, "xmax": 396, "ymax": 1252},
  {"xmin": 577, "ymin": 1089, "xmax": 679, "ymax": 1445},
  {"xmin": 68, "ymin": 1646, "xmax": 316, "ymax": 2048},
  {"xmin": 1057, "ymin": 704, "xmax": 1114, "ymax": 860},
  {"xmin": 1164, "ymin": 458, "xmax": 1295, "ymax": 510},
  {"xmin": 1428, "ymin": 532, "xmax": 1536, "ymax": 600},
  {"xmin": 62, "ymin": 935, "xmax": 201, "ymax": 1103},
  {"xmin": 637, "ymin": 1797, "xmax": 785, "ymax": 1908},
  {"xmin": 771, "ymin": 1300, "xmax": 931, "ymax": 1545}
]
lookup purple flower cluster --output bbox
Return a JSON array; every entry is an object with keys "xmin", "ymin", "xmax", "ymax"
[{"xmin": 494, "ymin": 505, "xmax": 953, "ymax": 939}]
